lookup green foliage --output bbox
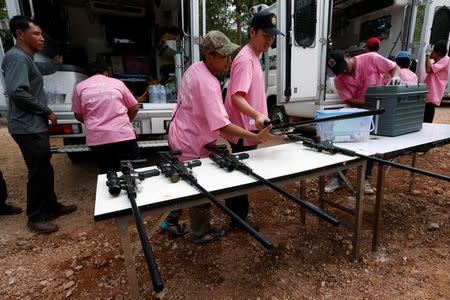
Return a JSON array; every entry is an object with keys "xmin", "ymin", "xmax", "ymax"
[
  {"xmin": 0, "ymin": 0, "xmax": 12, "ymax": 51},
  {"xmin": 414, "ymin": 5, "xmax": 425, "ymax": 43},
  {"xmin": 206, "ymin": 0, "xmax": 276, "ymax": 45},
  {"xmin": 0, "ymin": 29, "xmax": 13, "ymax": 51},
  {"xmin": 0, "ymin": 0, "xmax": 7, "ymax": 19}
]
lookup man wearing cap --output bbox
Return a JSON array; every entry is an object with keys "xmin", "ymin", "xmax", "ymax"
[
  {"xmin": 395, "ymin": 51, "xmax": 418, "ymax": 85},
  {"xmin": 324, "ymin": 49, "xmax": 402, "ymax": 194},
  {"xmin": 328, "ymin": 49, "xmax": 401, "ymax": 108},
  {"xmin": 363, "ymin": 37, "xmax": 387, "ymax": 85},
  {"xmin": 423, "ymin": 40, "xmax": 450, "ymax": 123},
  {"xmin": 363, "ymin": 37, "xmax": 381, "ymax": 53},
  {"xmin": 223, "ymin": 9, "xmax": 284, "ymax": 228},
  {"xmin": 160, "ymin": 31, "xmax": 277, "ymax": 244}
]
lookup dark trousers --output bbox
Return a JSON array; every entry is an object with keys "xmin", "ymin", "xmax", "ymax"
[
  {"xmin": 225, "ymin": 139, "xmax": 257, "ymax": 222},
  {"xmin": 337, "ymin": 159, "xmax": 374, "ymax": 183},
  {"xmin": 89, "ymin": 139, "xmax": 141, "ymax": 174},
  {"xmin": 423, "ymin": 102, "xmax": 436, "ymax": 123},
  {"xmin": 12, "ymin": 133, "xmax": 61, "ymax": 222},
  {"xmin": 166, "ymin": 203, "xmax": 212, "ymax": 237},
  {"xmin": 0, "ymin": 170, "xmax": 7, "ymax": 206}
]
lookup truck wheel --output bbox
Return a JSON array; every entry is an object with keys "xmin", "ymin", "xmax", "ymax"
[{"xmin": 269, "ymin": 104, "xmax": 288, "ymax": 125}]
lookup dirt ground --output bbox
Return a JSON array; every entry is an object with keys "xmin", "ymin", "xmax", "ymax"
[{"xmin": 0, "ymin": 108, "xmax": 449, "ymax": 300}]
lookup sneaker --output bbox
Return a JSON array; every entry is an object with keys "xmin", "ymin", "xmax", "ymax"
[
  {"xmin": 364, "ymin": 181, "xmax": 375, "ymax": 195},
  {"xmin": 27, "ymin": 220, "xmax": 59, "ymax": 234},
  {"xmin": 191, "ymin": 228, "xmax": 225, "ymax": 245},
  {"xmin": 0, "ymin": 204, "xmax": 22, "ymax": 215},
  {"xmin": 325, "ymin": 177, "xmax": 342, "ymax": 193},
  {"xmin": 46, "ymin": 204, "xmax": 77, "ymax": 221},
  {"xmin": 160, "ymin": 220, "xmax": 189, "ymax": 237}
]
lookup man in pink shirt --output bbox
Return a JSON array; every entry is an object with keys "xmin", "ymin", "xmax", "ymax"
[
  {"xmin": 161, "ymin": 31, "xmax": 277, "ymax": 244},
  {"xmin": 330, "ymin": 49, "xmax": 402, "ymax": 107},
  {"xmin": 423, "ymin": 40, "xmax": 450, "ymax": 123},
  {"xmin": 363, "ymin": 37, "xmax": 381, "ymax": 53},
  {"xmin": 325, "ymin": 49, "xmax": 402, "ymax": 194},
  {"xmin": 394, "ymin": 51, "xmax": 419, "ymax": 85},
  {"xmin": 223, "ymin": 9, "xmax": 284, "ymax": 228},
  {"xmin": 72, "ymin": 61, "xmax": 140, "ymax": 173}
]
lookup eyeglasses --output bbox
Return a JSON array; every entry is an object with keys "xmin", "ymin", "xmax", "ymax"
[{"xmin": 211, "ymin": 52, "xmax": 231, "ymax": 60}]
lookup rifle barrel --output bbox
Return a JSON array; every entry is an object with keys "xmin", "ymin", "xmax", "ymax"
[
  {"xmin": 271, "ymin": 108, "xmax": 385, "ymax": 130},
  {"xmin": 127, "ymin": 191, "xmax": 164, "ymax": 292},
  {"xmin": 249, "ymin": 171, "xmax": 340, "ymax": 225},
  {"xmin": 293, "ymin": 134, "xmax": 450, "ymax": 183},
  {"xmin": 357, "ymin": 153, "xmax": 450, "ymax": 182},
  {"xmin": 189, "ymin": 180, "xmax": 273, "ymax": 249}
]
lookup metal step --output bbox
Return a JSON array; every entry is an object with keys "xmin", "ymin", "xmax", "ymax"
[{"xmin": 51, "ymin": 140, "xmax": 169, "ymax": 153}]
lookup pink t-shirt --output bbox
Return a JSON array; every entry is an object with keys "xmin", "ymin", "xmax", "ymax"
[
  {"xmin": 224, "ymin": 45, "xmax": 267, "ymax": 146},
  {"xmin": 168, "ymin": 61, "xmax": 230, "ymax": 161},
  {"xmin": 424, "ymin": 56, "xmax": 450, "ymax": 106},
  {"xmin": 334, "ymin": 52, "xmax": 396, "ymax": 103},
  {"xmin": 72, "ymin": 75, "xmax": 138, "ymax": 146},
  {"xmin": 399, "ymin": 68, "xmax": 419, "ymax": 85}
]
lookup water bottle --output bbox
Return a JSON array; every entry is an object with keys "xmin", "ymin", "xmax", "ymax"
[
  {"xmin": 160, "ymin": 85, "xmax": 167, "ymax": 103},
  {"xmin": 149, "ymin": 85, "xmax": 158, "ymax": 103}
]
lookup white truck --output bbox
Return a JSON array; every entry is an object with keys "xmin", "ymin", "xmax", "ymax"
[
  {"xmin": 0, "ymin": 0, "xmax": 205, "ymax": 160},
  {"xmin": 264, "ymin": 0, "xmax": 450, "ymax": 122}
]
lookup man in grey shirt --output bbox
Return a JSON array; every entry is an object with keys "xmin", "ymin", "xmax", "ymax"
[{"xmin": 2, "ymin": 16, "xmax": 76, "ymax": 233}]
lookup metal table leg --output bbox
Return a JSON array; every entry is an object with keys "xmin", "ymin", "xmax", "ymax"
[
  {"xmin": 408, "ymin": 153, "xmax": 417, "ymax": 193},
  {"xmin": 148, "ymin": 211, "xmax": 171, "ymax": 237},
  {"xmin": 318, "ymin": 176, "xmax": 325, "ymax": 210},
  {"xmin": 116, "ymin": 216, "xmax": 140, "ymax": 299},
  {"xmin": 299, "ymin": 180, "xmax": 306, "ymax": 226},
  {"xmin": 352, "ymin": 161, "xmax": 366, "ymax": 262},
  {"xmin": 372, "ymin": 163, "xmax": 386, "ymax": 252}
]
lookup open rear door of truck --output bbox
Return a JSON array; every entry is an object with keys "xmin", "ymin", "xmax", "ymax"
[
  {"xmin": 416, "ymin": 0, "xmax": 450, "ymax": 83},
  {"xmin": 277, "ymin": 0, "xmax": 329, "ymax": 116}
]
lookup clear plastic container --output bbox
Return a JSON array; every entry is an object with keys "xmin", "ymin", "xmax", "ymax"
[{"xmin": 315, "ymin": 108, "xmax": 374, "ymax": 143}]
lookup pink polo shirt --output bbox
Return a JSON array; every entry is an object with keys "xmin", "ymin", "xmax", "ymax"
[
  {"xmin": 334, "ymin": 52, "xmax": 397, "ymax": 103},
  {"xmin": 72, "ymin": 75, "xmax": 138, "ymax": 146},
  {"xmin": 399, "ymin": 68, "xmax": 419, "ymax": 85},
  {"xmin": 224, "ymin": 45, "xmax": 267, "ymax": 146},
  {"xmin": 424, "ymin": 56, "xmax": 450, "ymax": 106},
  {"xmin": 168, "ymin": 61, "xmax": 230, "ymax": 161}
]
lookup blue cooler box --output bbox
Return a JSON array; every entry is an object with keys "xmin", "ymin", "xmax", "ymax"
[{"xmin": 315, "ymin": 108, "xmax": 374, "ymax": 143}]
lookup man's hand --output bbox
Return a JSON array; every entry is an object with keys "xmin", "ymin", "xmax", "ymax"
[
  {"xmin": 48, "ymin": 113, "xmax": 57, "ymax": 125},
  {"xmin": 254, "ymin": 114, "xmax": 268, "ymax": 130},
  {"xmin": 389, "ymin": 76, "xmax": 402, "ymax": 86},
  {"xmin": 53, "ymin": 55, "xmax": 63, "ymax": 64},
  {"xmin": 425, "ymin": 44, "xmax": 433, "ymax": 56},
  {"xmin": 255, "ymin": 125, "xmax": 284, "ymax": 143}
]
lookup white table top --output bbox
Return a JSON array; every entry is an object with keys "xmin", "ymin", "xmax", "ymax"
[
  {"xmin": 335, "ymin": 123, "xmax": 450, "ymax": 157},
  {"xmin": 94, "ymin": 141, "xmax": 358, "ymax": 221},
  {"xmin": 94, "ymin": 124, "xmax": 450, "ymax": 221}
]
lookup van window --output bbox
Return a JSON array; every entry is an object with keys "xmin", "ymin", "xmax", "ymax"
[
  {"xmin": 430, "ymin": 7, "xmax": 450, "ymax": 45},
  {"xmin": 294, "ymin": 0, "xmax": 317, "ymax": 48},
  {"xmin": 360, "ymin": 15, "xmax": 391, "ymax": 41},
  {"xmin": 345, "ymin": 0, "xmax": 393, "ymax": 19},
  {"xmin": 18, "ymin": 0, "xmax": 33, "ymax": 18}
]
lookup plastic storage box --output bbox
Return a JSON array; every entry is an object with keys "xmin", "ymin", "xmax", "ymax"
[
  {"xmin": 364, "ymin": 84, "xmax": 427, "ymax": 136},
  {"xmin": 315, "ymin": 108, "xmax": 374, "ymax": 143}
]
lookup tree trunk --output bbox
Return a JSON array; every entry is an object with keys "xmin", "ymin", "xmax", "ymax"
[{"xmin": 234, "ymin": 0, "xmax": 243, "ymax": 44}]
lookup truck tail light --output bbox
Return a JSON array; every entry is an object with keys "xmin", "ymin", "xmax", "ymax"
[{"xmin": 49, "ymin": 124, "xmax": 82, "ymax": 135}]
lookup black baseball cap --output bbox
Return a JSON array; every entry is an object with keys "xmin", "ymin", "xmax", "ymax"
[
  {"xmin": 327, "ymin": 49, "xmax": 347, "ymax": 76},
  {"xmin": 250, "ymin": 10, "xmax": 284, "ymax": 36}
]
